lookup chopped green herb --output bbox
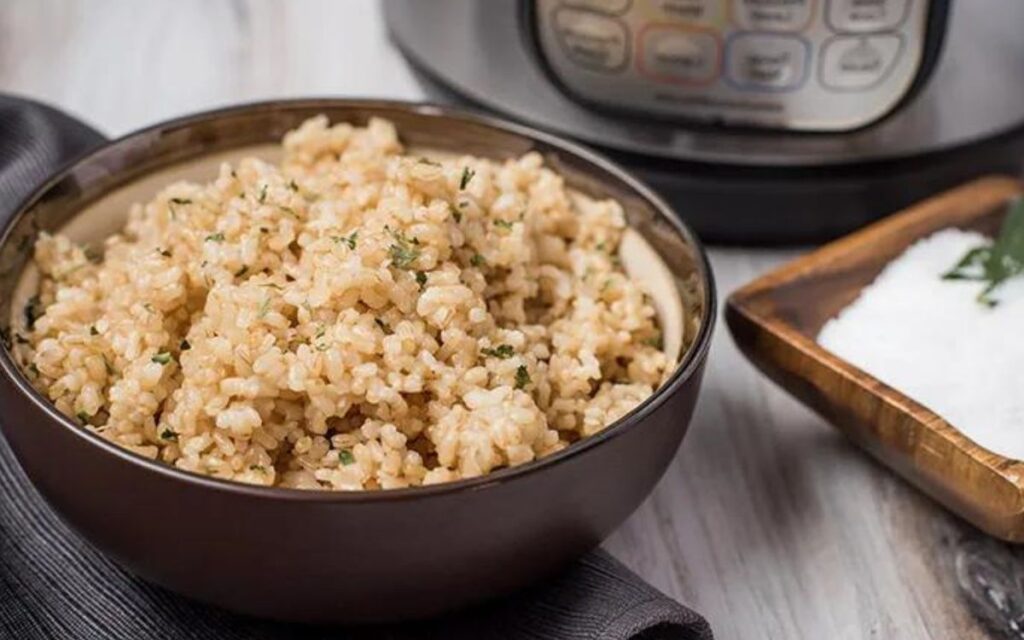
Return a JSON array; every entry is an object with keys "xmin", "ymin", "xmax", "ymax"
[
  {"xmin": 159, "ymin": 428, "xmax": 178, "ymax": 441},
  {"xmin": 250, "ymin": 464, "xmax": 265, "ymax": 472},
  {"xmin": 258, "ymin": 298, "xmax": 271, "ymax": 318},
  {"xmin": 151, "ymin": 352, "xmax": 173, "ymax": 365},
  {"xmin": 235, "ymin": 266, "xmax": 249, "ymax": 278},
  {"xmin": 450, "ymin": 204, "xmax": 462, "ymax": 223},
  {"xmin": 259, "ymin": 227, "xmax": 270, "ymax": 234},
  {"xmin": 205, "ymin": 232, "xmax": 225, "ymax": 243},
  {"xmin": 27, "ymin": 363, "xmax": 40, "ymax": 377},
  {"xmin": 89, "ymin": 325, "xmax": 99, "ymax": 336},
  {"xmin": 374, "ymin": 318, "xmax": 389, "ymax": 333},
  {"xmin": 279, "ymin": 206, "xmax": 298, "ymax": 217},
  {"xmin": 257, "ymin": 185, "xmax": 268, "ymax": 204},
  {"xmin": 315, "ymin": 325, "xmax": 326, "ymax": 339},
  {"xmin": 259, "ymin": 283, "xmax": 283, "ymax": 290},
  {"xmin": 943, "ymin": 197, "xmax": 1024, "ymax": 306},
  {"xmin": 179, "ymin": 339, "xmax": 191, "ymax": 351},
  {"xmin": 515, "ymin": 365, "xmax": 531, "ymax": 390},
  {"xmin": 415, "ymin": 270, "xmax": 428, "ymax": 290},
  {"xmin": 417, "ymin": 157, "xmax": 440, "ymax": 166},
  {"xmin": 387, "ymin": 228, "xmax": 421, "ymax": 270},
  {"xmin": 333, "ymin": 231, "xmax": 358, "ymax": 250},
  {"xmin": 470, "ymin": 253, "xmax": 486, "ymax": 267},
  {"xmin": 644, "ymin": 334, "xmax": 663, "ymax": 349},
  {"xmin": 157, "ymin": 248, "xmax": 172, "ymax": 258},
  {"xmin": 459, "ymin": 167, "xmax": 476, "ymax": 190},
  {"xmin": 23, "ymin": 295, "xmax": 42, "ymax": 330},
  {"xmin": 338, "ymin": 449, "xmax": 356, "ymax": 465},
  {"xmin": 76, "ymin": 411, "xmax": 91, "ymax": 424},
  {"xmin": 494, "ymin": 219, "xmax": 514, "ymax": 230},
  {"xmin": 84, "ymin": 246, "xmax": 102, "ymax": 264},
  {"xmin": 287, "ymin": 179, "xmax": 299, "ymax": 192},
  {"xmin": 169, "ymin": 198, "xmax": 192, "ymax": 206},
  {"xmin": 482, "ymin": 344, "xmax": 515, "ymax": 359},
  {"xmin": 596, "ymin": 242, "xmax": 607, "ymax": 252}
]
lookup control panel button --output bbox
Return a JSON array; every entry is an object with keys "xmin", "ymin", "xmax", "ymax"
[
  {"xmin": 820, "ymin": 34, "xmax": 902, "ymax": 90},
  {"xmin": 562, "ymin": 0, "xmax": 632, "ymax": 15},
  {"xmin": 726, "ymin": 33, "xmax": 809, "ymax": 91},
  {"xmin": 826, "ymin": 0, "xmax": 910, "ymax": 33},
  {"xmin": 731, "ymin": 0, "xmax": 815, "ymax": 32},
  {"xmin": 638, "ymin": 26, "xmax": 721, "ymax": 85},
  {"xmin": 552, "ymin": 8, "xmax": 630, "ymax": 72},
  {"xmin": 655, "ymin": 0, "xmax": 721, "ymax": 24}
]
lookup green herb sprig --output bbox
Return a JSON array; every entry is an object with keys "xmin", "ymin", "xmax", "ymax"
[{"xmin": 943, "ymin": 198, "xmax": 1024, "ymax": 306}]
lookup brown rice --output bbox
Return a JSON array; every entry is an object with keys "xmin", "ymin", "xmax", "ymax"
[{"xmin": 11, "ymin": 116, "xmax": 681, "ymax": 490}]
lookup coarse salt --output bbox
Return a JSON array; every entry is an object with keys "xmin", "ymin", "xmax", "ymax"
[{"xmin": 818, "ymin": 229, "xmax": 1024, "ymax": 460}]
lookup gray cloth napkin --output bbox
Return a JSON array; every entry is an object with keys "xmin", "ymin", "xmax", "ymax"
[{"xmin": 0, "ymin": 94, "xmax": 712, "ymax": 640}]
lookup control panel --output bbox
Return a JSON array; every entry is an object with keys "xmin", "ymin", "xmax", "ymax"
[{"xmin": 533, "ymin": 0, "xmax": 929, "ymax": 131}]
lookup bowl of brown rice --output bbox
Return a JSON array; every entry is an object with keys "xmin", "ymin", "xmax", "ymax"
[{"xmin": 0, "ymin": 99, "xmax": 714, "ymax": 622}]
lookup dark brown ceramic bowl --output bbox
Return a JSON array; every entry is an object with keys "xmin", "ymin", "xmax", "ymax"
[{"xmin": 0, "ymin": 99, "xmax": 714, "ymax": 623}]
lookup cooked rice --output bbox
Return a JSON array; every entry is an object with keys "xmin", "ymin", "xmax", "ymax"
[{"xmin": 11, "ymin": 116, "xmax": 681, "ymax": 490}]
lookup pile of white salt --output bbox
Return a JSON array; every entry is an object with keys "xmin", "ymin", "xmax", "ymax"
[{"xmin": 818, "ymin": 229, "xmax": 1024, "ymax": 460}]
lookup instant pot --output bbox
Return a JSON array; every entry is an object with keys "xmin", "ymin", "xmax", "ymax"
[{"xmin": 385, "ymin": 0, "xmax": 1024, "ymax": 242}]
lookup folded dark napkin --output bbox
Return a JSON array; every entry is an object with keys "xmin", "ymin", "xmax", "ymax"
[{"xmin": 0, "ymin": 94, "xmax": 712, "ymax": 640}]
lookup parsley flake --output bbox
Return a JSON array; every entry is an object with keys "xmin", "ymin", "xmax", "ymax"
[
  {"xmin": 76, "ymin": 411, "xmax": 91, "ymax": 424},
  {"xmin": 89, "ymin": 326, "xmax": 99, "ymax": 336},
  {"xmin": 482, "ymin": 344, "xmax": 515, "ymax": 359},
  {"xmin": 334, "ymin": 231, "xmax": 358, "ymax": 250},
  {"xmin": 151, "ymin": 352, "xmax": 173, "ymax": 365},
  {"xmin": 387, "ymin": 228, "xmax": 421, "ymax": 270},
  {"xmin": 205, "ymin": 233, "xmax": 225, "ymax": 243},
  {"xmin": 339, "ymin": 449, "xmax": 356, "ymax": 465},
  {"xmin": 494, "ymin": 219, "xmax": 514, "ymax": 230},
  {"xmin": 644, "ymin": 334, "xmax": 663, "ymax": 349},
  {"xmin": 515, "ymin": 365, "xmax": 531, "ymax": 390},
  {"xmin": 470, "ymin": 253, "xmax": 486, "ymax": 267},
  {"xmin": 415, "ymin": 270, "xmax": 428, "ymax": 290},
  {"xmin": 159, "ymin": 428, "xmax": 178, "ymax": 441},
  {"xmin": 459, "ymin": 167, "xmax": 475, "ymax": 190}
]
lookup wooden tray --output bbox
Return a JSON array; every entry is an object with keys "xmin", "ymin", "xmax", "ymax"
[{"xmin": 727, "ymin": 176, "xmax": 1024, "ymax": 542}]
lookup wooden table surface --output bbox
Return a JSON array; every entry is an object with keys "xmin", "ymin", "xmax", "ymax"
[{"xmin": 1, "ymin": 2, "xmax": 1012, "ymax": 638}]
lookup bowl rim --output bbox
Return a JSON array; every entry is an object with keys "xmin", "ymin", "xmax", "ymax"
[{"xmin": 0, "ymin": 98, "xmax": 717, "ymax": 503}]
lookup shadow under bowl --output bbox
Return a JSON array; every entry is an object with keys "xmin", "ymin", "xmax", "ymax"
[{"xmin": 0, "ymin": 99, "xmax": 715, "ymax": 622}]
